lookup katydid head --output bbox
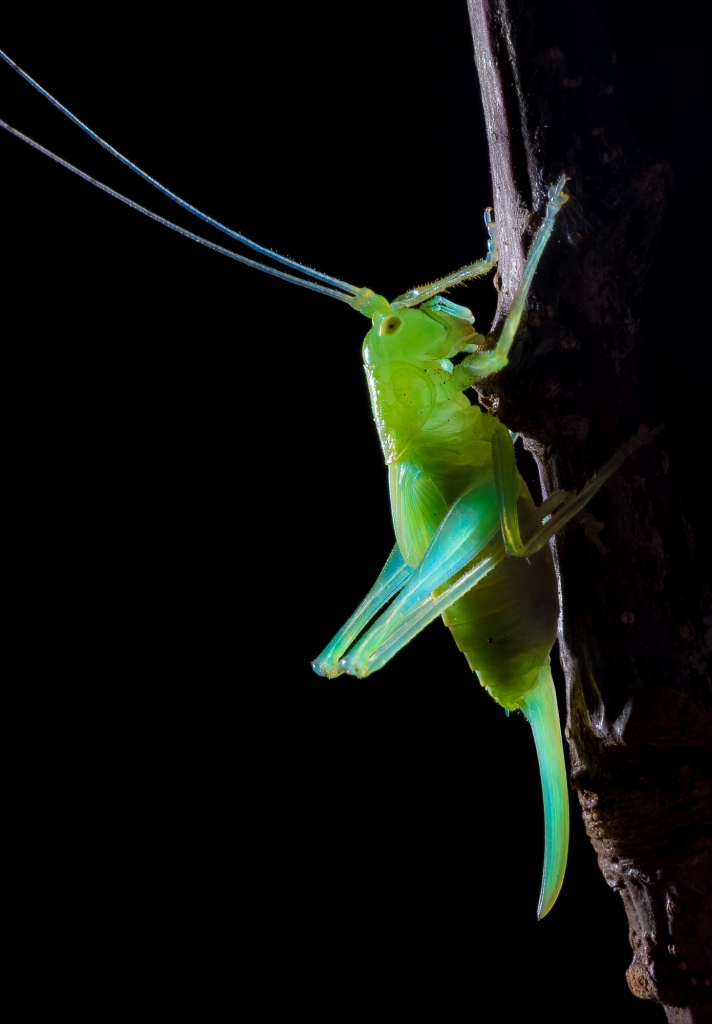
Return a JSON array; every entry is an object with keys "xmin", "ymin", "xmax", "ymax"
[
  {"xmin": 358, "ymin": 294, "xmax": 486, "ymax": 466},
  {"xmin": 358, "ymin": 294, "xmax": 480, "ymax": 368},
  {"xmin": 362, "ymin": 307, "xmax": 450, "ymax": 366}
]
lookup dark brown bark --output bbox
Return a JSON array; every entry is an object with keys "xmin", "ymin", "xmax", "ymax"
[{"xmin": 467, "ymin": 1, "xmax": 711, "ymax": 1018}]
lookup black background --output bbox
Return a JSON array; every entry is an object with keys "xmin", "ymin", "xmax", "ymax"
[{"xmin": 2, "ymin": 2, "xmax": 706, "ymax": 1019}]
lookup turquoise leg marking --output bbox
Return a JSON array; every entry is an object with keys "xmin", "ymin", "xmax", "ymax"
[
  {"xmin": 340, "ymin": 470, "xmax": 503, "ymax": 677},
  {"xmin": 312, "ymin": 544, "xmax": 412, "ymax": 678}
]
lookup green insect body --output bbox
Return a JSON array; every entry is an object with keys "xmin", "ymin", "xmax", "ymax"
[
  {"xmin": 312, "ymin": 176, "xmax": 648, "ymax": 918},
  {"xmin": 1, "ymin": 54, "xmax": 658, "ymax": 923}
]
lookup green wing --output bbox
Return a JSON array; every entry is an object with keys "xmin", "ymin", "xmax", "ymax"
[{"xmin": 389, "ymin": 459, "xmax": 449, "ymax": 567}]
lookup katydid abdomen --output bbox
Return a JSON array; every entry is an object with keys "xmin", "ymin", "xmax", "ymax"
[
  {"xmin": 443, "ymin": 487, "xmax": 558, "ymax": 703},
  {"xmin": 442, "ymin": 484, "xmax": 569, "ymax": 919}
]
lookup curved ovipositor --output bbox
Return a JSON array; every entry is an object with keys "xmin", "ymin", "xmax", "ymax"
[{"xmin": 518, "ymin": 661, "xmax": 570, "ymax": 919}]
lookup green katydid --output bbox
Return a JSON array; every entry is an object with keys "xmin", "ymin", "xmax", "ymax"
[
  {"xmin": 1, "ymin": 48, "xmax": 660, "ymax": 921},
  {"xmin": 310, "ymin": 177, "xmax": 660, "ymax": 918}
]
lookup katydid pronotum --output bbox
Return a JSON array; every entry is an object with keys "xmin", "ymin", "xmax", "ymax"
[{"xmin": 1, "ymin": 44, "xmax": 661, "ymax": 921}]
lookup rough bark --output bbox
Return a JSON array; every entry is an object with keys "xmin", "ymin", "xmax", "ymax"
[{"xmin": 467, "ymin": 1, "xmax": 711, "ymax": 1019}]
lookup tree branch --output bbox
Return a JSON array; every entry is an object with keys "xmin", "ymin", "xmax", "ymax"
[{"xmin": 468, "ymin": 1, "xmax": 711, "ymax": 1018}]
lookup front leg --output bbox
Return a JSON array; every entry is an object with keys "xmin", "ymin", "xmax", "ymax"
[
  {"xmin": 390, "ymin": 207, "xmax": 498, "ymax": 309},
  {"xmin": 463, "ymin": 176, "xmax": 569, "ymax": 377}
]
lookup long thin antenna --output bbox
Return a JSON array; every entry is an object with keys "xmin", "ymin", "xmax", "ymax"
[
  {"xmin": 0, "ymin": 119, "xmax": 354, "ymax": 303},
  {"xmin": 0, "ymin": 48, "xmax": 359, "ymax": 296}
]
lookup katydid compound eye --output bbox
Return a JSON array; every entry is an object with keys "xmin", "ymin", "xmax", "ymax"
[{"xmin": 379, "ymin": 315, "xmax": 403, "ymax": 336}]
